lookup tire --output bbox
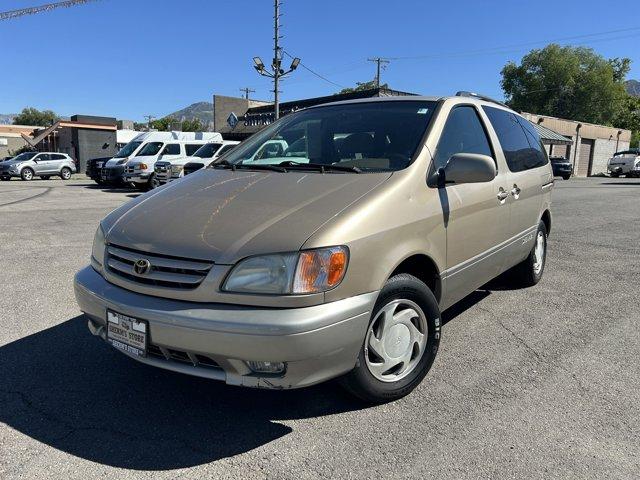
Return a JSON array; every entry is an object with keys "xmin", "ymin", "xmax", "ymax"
[
  {"xmin": 94, "ymin": 179, "xmax": 105, "ymax": 186},
  {"xmin": 562, "ymin": 175, "xmax": 570, "ymax": 180},
  {"xmin": 60, "ymin": 167, "xmax": 72, "ymax": 180},
  {"xmin": 510, "ymin": 221, "xmax": 548, "ymax": 287},
  {"xmin": 0, "ymin": 176, "xmax": 10, "ymax": 181},
  {"xmin": 40, "ymin": 175, "xmax": 50, "ymax": 180},
  {"xmin": 148, "ymin": 174, "xmax": 160, "ymax": 190},
  {"xmin": 340, "ymin": 274, "xmax": 441, "ymax": 403},
  {"xmin": 610, "ymin": 173, "xmax": 619, "ymax": 178},
  {"xmin": 21, "ymin": 168, "xmax": 34, "ymax": 181}
]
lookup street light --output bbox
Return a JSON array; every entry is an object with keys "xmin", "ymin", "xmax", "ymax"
[{"xmin": 253, "ymin": 55, "xmax": 301, "ymax": 120}]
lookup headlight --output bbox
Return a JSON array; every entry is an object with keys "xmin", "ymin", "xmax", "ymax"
[
  {"xmin": 223, "ymin": 246, "xmax": 348, "ymax": 295},
  {"xmin": 91, "ymin": 223, "xmax": 106, "ymax": 271},
  {"xmin": 138, "ymin": 163, "xmax": 148, "ymax": 170},
  {"xmin": 172, "ymin": 165, "xmax": 184, "ymax": 173}
]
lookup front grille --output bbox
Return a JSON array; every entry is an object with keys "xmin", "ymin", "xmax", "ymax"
[
  {"xmin": 106, "ymin": 244, "xmax": 213, "ymax": 289},
  {"xmin": 147, "ymin": 343, "xmax": 221, "ymax": 370}
]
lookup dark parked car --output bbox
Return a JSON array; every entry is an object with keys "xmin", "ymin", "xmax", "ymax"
[
  {"xmin": 86, "ymin": 157, "xmax": 113, "ymax": 185},
  {"xmin": 550, "ymin": 156, "xmax": 572, "ymax": 180}
]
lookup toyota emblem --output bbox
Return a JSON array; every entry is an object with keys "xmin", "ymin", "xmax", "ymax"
[{"xmin": 133, "ymin": 259, "xmax": 152, "ymax": 275}]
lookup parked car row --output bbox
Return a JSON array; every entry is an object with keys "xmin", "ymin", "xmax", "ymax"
[
  {"xmin": 0, "ymin": 151, "xmax": 77, "ymax": 181},
  {"xmin": 86, "ymin": 132, "xmax": 238, "ymax": 191}
]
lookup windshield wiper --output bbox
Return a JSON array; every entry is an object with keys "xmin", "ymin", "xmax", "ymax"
[
  {"xmin": 213, "ymin": 160, "xmax": 287, "ymax": 173},
  {"xmin": 278, "ymin": 161, "xmax": 361, "ymax": 173}
]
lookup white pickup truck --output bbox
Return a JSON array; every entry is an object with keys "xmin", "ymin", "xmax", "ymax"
[{"xmin": 607, "ymin": 149, "xmax": 640, "ymax": 177}]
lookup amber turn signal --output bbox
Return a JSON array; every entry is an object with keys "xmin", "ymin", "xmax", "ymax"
[{"xmin": 292, "ymin": 246, "xmax": 348, "ymax": 294}]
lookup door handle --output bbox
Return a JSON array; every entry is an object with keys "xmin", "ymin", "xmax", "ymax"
[
  {"xmin": 497, "ymin": 189, "xmax": 508, "ymax": 202},
  {"xmin": 511, "ymin": 184, "xmax": 521, "ymax": 199}
]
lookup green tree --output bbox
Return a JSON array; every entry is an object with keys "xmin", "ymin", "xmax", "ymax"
[
  {"xmin": 337, "ymin": 80, "xmax": 389, "ymax": 94},
  {"xmin": 181, "ymin": 118, "xmax": 203, "ymax": 132},
  {"xmin": 614, "ymin": 95, "xmax": 640, "ymax": 148},
  {"xmin": 150, "ymin": 116, "xmax": 177, "ymax": 131},
  {"xmin": 13, "ymin": 107, "xmax": 58, "ymax": 126},
  {"xmin": 501, "ymin": 45, "xmax": 629, "ymax": 125}
]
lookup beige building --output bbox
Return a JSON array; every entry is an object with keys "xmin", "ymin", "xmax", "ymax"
[
  {"xmin": 0, "ymin": 124, "xmax": 42, "ymax": 158},
  {"xmin": 522, "ymin": 113, "xmax": 631, "ymax": 177}
]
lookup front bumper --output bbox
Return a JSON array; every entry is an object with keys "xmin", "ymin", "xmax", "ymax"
[
  {"xmin": 101, "ymin": 165, "xmax": 126, "ymax": 183},
  {"xmin": 124, "ymin": 172, "xmax": 151, "ymax": 184},
  {"xmin": 74, "ymin": 266, "xmax": 377, "ymax": 389}
]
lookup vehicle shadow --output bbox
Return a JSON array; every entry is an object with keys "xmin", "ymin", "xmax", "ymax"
[
  {"xmin": 600, "ymin": 182, "xmax": 640, "ymax": 186},
  {"xmin": 65, "ymin": 183, "xmax": 136, "ymax": 193},
  {"xmin": 2, "ymin": 286, "xmax": 493, "ymax": 470},
  {"xmin": 0, "ymin": 315, "xmax": 363, "ymax": 471}
]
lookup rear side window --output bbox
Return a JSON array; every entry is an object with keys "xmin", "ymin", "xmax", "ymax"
[
  {"xmin": 163, "ymin": 144, "xmax": 181, "ymax": 155},
  {"xmin": 51, "ymin": 154, "xmax": 66, "ymax": 160},
  {"xmin": 433, "ymin": 106, "xmax": 493, "ymax": 169},
  {"xmin": 483, "ymin": 106, "xmax": 548, "ymax": 172},
  {"xmin": 185, "ymin": 144, "xmax": 202, "ymax": 156}
]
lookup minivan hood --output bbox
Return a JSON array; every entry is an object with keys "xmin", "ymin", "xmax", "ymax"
[{"xmin": 103, "ymin": 168, "xmax": 391, "ymax": 263}]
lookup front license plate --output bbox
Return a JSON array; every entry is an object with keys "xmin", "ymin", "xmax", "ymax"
[{"xmin": 106, "ymin": 310, "xmax": 147, "ymax": 356}]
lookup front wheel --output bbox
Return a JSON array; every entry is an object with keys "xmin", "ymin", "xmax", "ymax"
[
  {"xmin": 340, "ymin": 274, "xmax": 441, "ymax": 403},
  {"xmin": 562, "ymin": 174, "xmax": 570, "ymax": 180},
  {"xmin": 60, "ymin": 167, "xmax": 72, "ymax": 180},
  {"xmin": 148, "ymin": 173, "xmax": 160, "ymax": 190},
  {"xmin": 21, "ymin": 168, "xmax": 34, "ymax": 181}
]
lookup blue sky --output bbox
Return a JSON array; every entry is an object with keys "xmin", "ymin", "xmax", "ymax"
[{"xmin": 1, "ymin": 0, "xmax": 639, "ymax": 122}]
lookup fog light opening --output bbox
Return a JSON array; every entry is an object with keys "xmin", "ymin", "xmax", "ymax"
[{"xmin": 246, "ymin": 361, "xmax": 286, "ymax": 375}]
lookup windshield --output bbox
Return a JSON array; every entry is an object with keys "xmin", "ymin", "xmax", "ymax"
[
  {"xmin": 136, "ymin": 142, "xmax": 164, "ymax": 157},
  {"xmin": 192, "ymin": 143, "xmax": 222, "ymax": 159},
  {"xmin": 213, "ymin": 101, "xmax": 436, "ymax": 172},
  {"xmin": 114, "ymin": 141, "xmax": 142, "ymax": 158},
  {"xmin": 11, "ymin": 152, "xmax": 38, "ymax": 162}
]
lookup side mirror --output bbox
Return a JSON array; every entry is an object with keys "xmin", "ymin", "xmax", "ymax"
[{"xmin": 439, "ymin": 153, "xmax": 496, "ymax": 185}]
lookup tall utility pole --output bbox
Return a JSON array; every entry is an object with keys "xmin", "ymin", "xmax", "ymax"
[
  {"xmin": 252, "ymin": 1, "xmax": 300, "ymax": 121},
  {"xmin": 367, "ymin": 57, "xmax": 391, "ymax": 88},
  {"xmin": 239, "ymin": 87, "xmax": 256, "ymax": 100}
]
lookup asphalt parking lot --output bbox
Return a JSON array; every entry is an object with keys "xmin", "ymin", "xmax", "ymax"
[{"xmin": 0, "ymin": 177, "xmax": 638, "ymax": 479}]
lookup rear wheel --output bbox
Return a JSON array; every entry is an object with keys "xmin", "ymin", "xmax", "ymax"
[
  {"xmin": 60, "ymin": 167, "xmax": 72, "ymax": 180},
  {"xmin": 21, "ymin": 168, "xmax": 34, "ymax": 181},
  {"xmin": 511, "ymin": 221, "xmax": 547, "ymax": 287},
  {"xmin": 340, "ymin": 274, "xmax": 441, "ymax": 403}
]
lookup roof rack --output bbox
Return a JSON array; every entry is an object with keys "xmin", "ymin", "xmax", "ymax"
[{"xmin": 455, "ymin": 91, "xmax": 510, "ymax": 109}]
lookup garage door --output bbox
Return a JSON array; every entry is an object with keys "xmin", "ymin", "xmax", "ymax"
[{"xmin": 576, "ymin": 138, "xmax": 594, "ymax": 177}]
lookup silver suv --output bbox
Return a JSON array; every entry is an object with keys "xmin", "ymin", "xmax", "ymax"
[{"xmin": 0, "ymin": 151, "xmax": 77, "ymax": 181}]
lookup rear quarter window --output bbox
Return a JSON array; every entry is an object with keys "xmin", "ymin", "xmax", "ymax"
[{"xmin": 483, "ymin": 106, "xmax": 549, "ymax": 172}]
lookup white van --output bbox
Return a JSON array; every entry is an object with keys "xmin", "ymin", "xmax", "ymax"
[
  {"xmin": 123, "ymin": 131, "xmax": 222, "ymax": 190},
  {"xmin": 154, "ymin": 140, "xmax": 239, "ymax": 185}
]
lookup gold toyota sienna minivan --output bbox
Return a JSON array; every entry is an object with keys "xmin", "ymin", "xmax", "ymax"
[{"xmin": 74, "ymin": 92, "xmax": 553, "ymax": 402}]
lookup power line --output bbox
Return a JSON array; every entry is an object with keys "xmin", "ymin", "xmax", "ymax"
[
  {"xmin": 282, "ymin": 50, "xmax": 345, "ymax": 88},
  {"xmin": 0, "ymin": 0, "xmax": 100, "ymax": 21},
  {"xmin": 386, "ymin": 26, "xmax": 640, "ymax": 61}
]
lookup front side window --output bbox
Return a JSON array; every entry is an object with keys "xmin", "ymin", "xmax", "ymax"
[
  {"xmin": 193, "ymin": 143, "xmax": 221, "ymax": 158},
  {"xmin": 114, "ymin": 141, "xmax": 142, "ymax": 158},
  {"xmin": 483, "ymin": 106, "xmax": 548, "ymax": 172},
  {"xmin": 136, "ymin": 142, "xmax": 164, "ymax": 157},
  {"xmin": 433, "ymin": 106, "xmax": 493, "ymax": 169},
  {"xmin": 214, "ymin": 101, "xmax": 436, "ymax": 172},
  {"xmin": 36, "ymin": 154, "xmax": 51, "ymax": 161},
  {"xmin": 185, "ymin": 144, "xmax": 202, "ymax": 156},
  {"xmin": 162, "ymin": 144, "xmax": 181, "ymax": 155}
]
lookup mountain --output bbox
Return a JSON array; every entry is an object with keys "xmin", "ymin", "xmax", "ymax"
[
  {"xmin": 626, "ymin": 80, "xmax": 640, "ymax": 97},
  {"xmin": 0, "ymin": 113, "xmax": 16, "ymax": 125},
  {"xmin": 166, "ymin": 102, "xmax": 214, "ymax": 130}
]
